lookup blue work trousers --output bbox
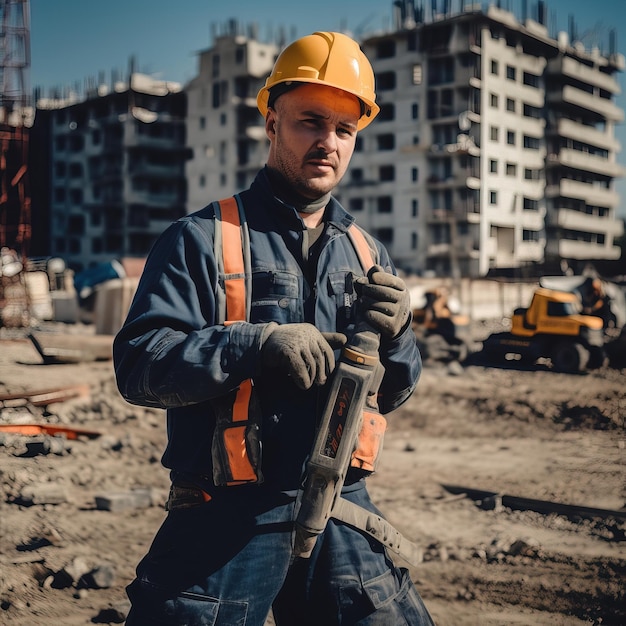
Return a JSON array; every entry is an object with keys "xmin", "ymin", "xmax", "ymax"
[{"xmin": 124, "ymin": 485, "xmax": 435, "ymax": 625}]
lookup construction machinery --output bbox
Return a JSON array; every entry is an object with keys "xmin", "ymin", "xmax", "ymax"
[
  {"xmin": 480, "ymin": 287, "xmax": 606, "ymax": 373},
  {"xmin": 411, "ymin": 286, "xmax": 471, "ymax": 362}
]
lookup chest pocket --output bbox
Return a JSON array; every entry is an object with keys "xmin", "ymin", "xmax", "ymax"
[{"xmin": 250, "ymin": 270, "xmax": 300, "ymax": 324}]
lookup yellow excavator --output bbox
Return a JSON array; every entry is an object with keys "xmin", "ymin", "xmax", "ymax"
[{"xmin": 480, "ymin": 287, "xmax": 606, "ymax": 373}]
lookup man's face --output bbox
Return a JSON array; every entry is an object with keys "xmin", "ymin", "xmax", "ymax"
[{"xmin": 265, "ymin": 83, "xmax": 361, "ymax": 200}]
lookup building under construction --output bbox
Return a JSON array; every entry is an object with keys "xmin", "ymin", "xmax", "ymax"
[
  {"xmin": 0, "ymin": 0, "xmax": 31, "ymax": 258},
  {"xmin": 0, "ymin": 0, "xmax": 33, "ymax": 325}
]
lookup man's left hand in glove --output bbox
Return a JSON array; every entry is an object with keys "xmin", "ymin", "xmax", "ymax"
[{"xmin": 354, "ymin": 265, "xmax": 411, "ymax": 339}]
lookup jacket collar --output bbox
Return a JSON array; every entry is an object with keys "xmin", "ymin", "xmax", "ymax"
[{"xmin": 251, "ymin": 167, "xmax": 355, "ymax": 234}]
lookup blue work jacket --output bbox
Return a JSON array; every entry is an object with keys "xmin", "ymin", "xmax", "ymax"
[{"xmin": 113, "ymin": 169, "xmax": 421, "ymax": 493}]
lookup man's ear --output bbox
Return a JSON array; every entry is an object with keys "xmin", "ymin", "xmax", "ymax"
[{"xmin": 265, "ymin": 110, "xmax": 276, "ymax": 138}]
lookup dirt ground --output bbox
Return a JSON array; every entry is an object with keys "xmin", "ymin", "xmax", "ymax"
[{"xmin": 0, "ymin": 320, "xmax": 624, "ymax": 626}]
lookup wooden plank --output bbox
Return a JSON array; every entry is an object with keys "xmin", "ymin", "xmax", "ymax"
[{"xmin": 0, "ymin": 383, "xmax": 91, "ymax": 406}]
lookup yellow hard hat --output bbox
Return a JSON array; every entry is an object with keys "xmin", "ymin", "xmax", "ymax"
[{"xmin": 257, "ymin": 31, "xmax": 380, "ymax": 130}]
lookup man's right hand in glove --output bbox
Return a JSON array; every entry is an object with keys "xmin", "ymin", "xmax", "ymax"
[{"xmin": 260, "ymin": 323, "xmax": 346, "ymax": 390}]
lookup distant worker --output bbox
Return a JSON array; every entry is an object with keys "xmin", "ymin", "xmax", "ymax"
[
  {"xmin": 581, "ymin": 278, "xmax": 615, "ymax": 329},
  {"xmin": 113, "ymin": 31, "xmax": 435, "ymax": 625}
]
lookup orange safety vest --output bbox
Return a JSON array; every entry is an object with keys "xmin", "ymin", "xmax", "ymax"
[{"xmin": 211, "ymin": 194, "xmax": 386, "ymax": 487}]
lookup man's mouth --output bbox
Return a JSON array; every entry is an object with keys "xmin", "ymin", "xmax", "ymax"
[{"xmin": 306, "ymin": 158, "xmax": 334, "ymax": 169}]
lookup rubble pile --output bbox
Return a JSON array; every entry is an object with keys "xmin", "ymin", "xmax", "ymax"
[{"xmin": 0, "ymin": 370, "xmax": 169, "ymax": 624}]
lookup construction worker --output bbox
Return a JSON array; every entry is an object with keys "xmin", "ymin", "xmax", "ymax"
[
  {"xmin": 581, "ymin": 278, "xmax": 615, "ymax": 329},
  {"xmin": 114, "ymin": 31, "xmax": 434, "ymax": 625}
]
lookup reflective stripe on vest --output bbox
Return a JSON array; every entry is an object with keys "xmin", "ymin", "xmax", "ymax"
[
  {"xmin": 346, "ymin": 225, "xmax": 376, "ymax": 274},
  {"xmin": 219, "ymin": 195, "xmax": 247, "ymax": 324},
  {"xmin": 214, "ymin": 196, "xmax": 258, "ymax": 485}
]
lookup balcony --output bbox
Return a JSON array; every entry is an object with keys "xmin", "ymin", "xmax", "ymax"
[
  {"xmin": 429, "ymin": 135, "xmax": 480, "ymax": 156},
  {"xmin": 128, "ymin": 162, "xmax": 183, "ymax": 179},
  {"xmin": 124, "ymin": 130, "xmax": 185, "ymax": 150},
  {"xmin": 548, "ymin": 149, "xmax": 624, "ymax": 178},
  {"xmin": 126, "ymin": 190, "xmax": 180, "ymax": 207},
  {"xmin": 547, "ymin": 56, "xmax": 621, "ymax": 94},
  {"xmin": 552, "ymin": 208, "xmax": 624, "ymax": 236},
  {"xmin": 555, "ymin": 118, "xmax": 621, "ymax": 152},
  {"xmin": 546, "ymin": 179, "xmax": 619, "ymax": 206},
  {"xmin": 558, "ymin": 239, "xmax": 621, "ymax": 260},
  {"xmin": 426, "ymin": 174, "xmax": 463, "ymax": 188},
  {"xmin": 426, "ymin": 242, "xmax": 453, "ymax": 258},
  {"xmin": 547, "ymin": 85, "xmax": 623, "ymax": 122}
]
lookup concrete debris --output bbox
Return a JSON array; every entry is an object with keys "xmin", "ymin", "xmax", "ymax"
[
  {"xmin": 54, "ymin": 556, "xmax": 91, "ymax": 589},
  {"xmin": 94, "ymin": 487, "xmax": 155, "ymax": 512},
  {"xmin": 477, "ymin": 535, "xmax": 542, "ymax": 563},
  {"xmin": 37, "ymin": 557, "xmax": 117, "ymax": 591},
  {"xmin": 91, "ymin": 601, "xmax": 130, "ymax": 624},
  {"xmin": 13, "ymin": 483, "xmax": 69, "ymax": 506},
  {"xmin": 81, "ymin": 564, "xmax": 116, "ymax": 589},
  {"xmin": 16, "ymin": 526, "xmax": 63, "ymax": 552},
  {"xmin": 21, "ymin": 435, "xmax": 72, "ymax": 457}
]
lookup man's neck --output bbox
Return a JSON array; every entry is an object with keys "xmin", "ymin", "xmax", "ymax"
[
  {"xmin": 266, "ymin": 166, "xmax": 330, "ymax": 227},
  {"xmin": 300, "ymin": 210, "xmax": 325, "ymax": 228}
]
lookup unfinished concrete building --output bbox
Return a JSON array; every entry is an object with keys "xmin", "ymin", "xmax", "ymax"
[
  {"xmin": 342, "ymin": 1, "xmax": 624, "ymax": 277},
  {"xmin": 185, "ymin": 3, "xmax": 624, "ymax": 278},
  {"xmin": 185, "ymin": 20, "xmax": 277, "ymax": 212},
  {"xmin": 39, "ymin": 73, "xmax": 188, "ymax": 272}
]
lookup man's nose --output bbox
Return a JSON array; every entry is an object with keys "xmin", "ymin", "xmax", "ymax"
[{"xmin": 316, "ymin": 129, "xmax": 338, "ymax": 153}]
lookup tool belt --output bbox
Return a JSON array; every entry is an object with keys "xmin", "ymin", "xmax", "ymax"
[{"xmin": 165, "ymin": 479, "xmax": 420, "ymax": 565}]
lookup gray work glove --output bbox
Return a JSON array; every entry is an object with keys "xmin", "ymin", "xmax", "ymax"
[
  {"xmin": 260, "ymin": 323, "xmax": 347, "ymax": 390},
  {"xmin": 354, "ymin": 265, "xmax": 411, "ymax": 339}
]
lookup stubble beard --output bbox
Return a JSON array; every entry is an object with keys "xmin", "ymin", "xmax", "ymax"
[{"xmin": 273, "ymin": 139, "xmax": 340, "ymax": 201}]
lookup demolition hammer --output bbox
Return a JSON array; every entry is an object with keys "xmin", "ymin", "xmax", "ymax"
[{"xmin": 293, "ymin": 320, "xmax": 384, "ymax": 559}]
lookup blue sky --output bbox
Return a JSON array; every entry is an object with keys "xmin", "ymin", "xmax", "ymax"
[{"xmin": 29, "ymin": 0, "xmax": 626, "ymax": 216}]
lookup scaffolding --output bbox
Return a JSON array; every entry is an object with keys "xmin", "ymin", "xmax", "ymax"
[
  {"xmin": 0, "ymin": 0, "xmax": 31, "ymax": 255},
  {"xmin": 0, "ymin": 0, "xmax": 31, "ymax": 325}
]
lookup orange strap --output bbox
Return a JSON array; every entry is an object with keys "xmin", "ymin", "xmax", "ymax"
[
  {"xmin": 217, "ymin": 198, "xmax": 256, "ymax": 484},
  {"xmin": 347, "ymin": 224, "xmax": 376, "ymax": 273},
  {"xmin": 223, "ymin": 378, "xmax": 257, "ymax": 485},
  {"xmin": 219, "ymin": 196, "xmax": 246, "ymax": 323}
]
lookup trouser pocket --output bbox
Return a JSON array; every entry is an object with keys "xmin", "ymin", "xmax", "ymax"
[
  {"xmin": 338, "ymin": 567, "xmax": 436, "ymax": 625},
  {"xmin": 125, "ymin": 579, "xmax": 249, "ymax": 626}
]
